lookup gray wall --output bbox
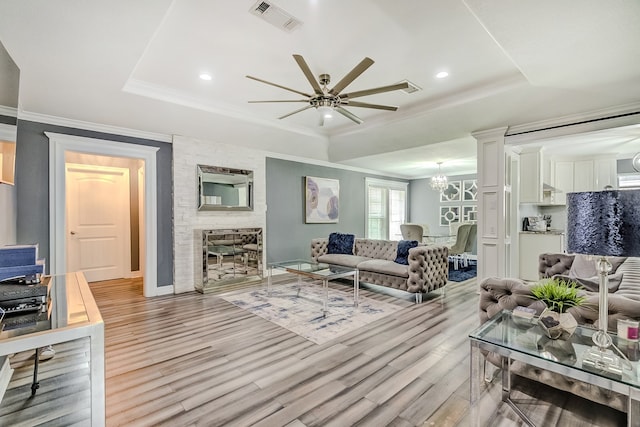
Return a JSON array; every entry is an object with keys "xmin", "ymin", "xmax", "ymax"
[
  {"xmin": 15, "ymin": 120, "xmax": 174, "ymax": 287},
  {"xmin": 409, "ymin": 173, "xmax": 478, "ymax": 235},
  {"xmin": 265, "ymin": 157, "xmax": 408, "ymax": 262}
]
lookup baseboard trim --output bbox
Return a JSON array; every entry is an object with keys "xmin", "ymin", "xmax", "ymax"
[
  {"xmin": 156, "ymin": 285, "xmax": 174, "ymax": 296},
  {"xmin": 0, "ymin": 356, "xmax": 14, "ymax": 403}
]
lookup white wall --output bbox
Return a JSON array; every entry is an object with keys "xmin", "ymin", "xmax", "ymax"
[
  {"xmin": 0, "ymin": 184, "xmax": 16, "ymax": 246},
  {"xmin": 172, "ymin": 135, "xmax": 267, "ymax": 294}
]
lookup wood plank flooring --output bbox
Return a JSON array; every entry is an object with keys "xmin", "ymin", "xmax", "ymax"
[{"xmin": 0, "ymin": 275, "xmax": 628, "ymax": 426}]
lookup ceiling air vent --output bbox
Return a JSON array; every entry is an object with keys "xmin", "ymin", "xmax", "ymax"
[
  {"xmin": 400, "ymin": 79, "xmax": 421, "ymax": 94},
  {"xmin": 249, "ymin": 1, "xmax": 302, "ymax": 33}
]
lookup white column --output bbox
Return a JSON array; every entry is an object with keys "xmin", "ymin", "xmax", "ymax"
[{"xmin": 473, "ymin": 127, "xmax": 511, "ymax": 282}]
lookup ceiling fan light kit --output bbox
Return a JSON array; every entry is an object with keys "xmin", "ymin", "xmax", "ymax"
[{"xmin": 247, "ymin": 54, "xmax": 409, "ymax": 125}]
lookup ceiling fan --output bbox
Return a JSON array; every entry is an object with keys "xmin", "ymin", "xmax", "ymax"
[{"xmin": 246, "ymin": 54, "xmax": 409, "ymax": 126}]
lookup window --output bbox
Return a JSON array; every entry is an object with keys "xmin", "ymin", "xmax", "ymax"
[{"xmin": 365, "ymin": 178, "xmax": 408, "ymax": 240}]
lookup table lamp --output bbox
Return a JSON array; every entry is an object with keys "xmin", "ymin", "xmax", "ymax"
[{"xmin": 566, "ymin": 189, "xmax": 640, "ymax": 375}]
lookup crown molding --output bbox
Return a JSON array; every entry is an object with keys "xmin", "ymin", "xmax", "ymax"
[
  {"xmin": 265, "ymin": 151, "xmax": 410, "ymax": 180},
  {"xmin": 19, "ymin": 110, "xmax": 173, "ymax": 143},
  {"xmin": 504, "ymin": 101, "xmax": 640, "ymax": 144}
]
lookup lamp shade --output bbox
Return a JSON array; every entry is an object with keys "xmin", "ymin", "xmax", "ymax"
[{"xmin": 566, "ymin": 189, "xmax": 640, "ymax": 257}]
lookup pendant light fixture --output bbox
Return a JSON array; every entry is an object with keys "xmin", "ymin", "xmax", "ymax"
[{"xmin": 430, "ymin": 162, "xmax": 448, "ymax": 192}]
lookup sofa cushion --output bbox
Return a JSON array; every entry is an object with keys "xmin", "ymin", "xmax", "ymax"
[
  {"xmin": 318, "ymin": 254, "xmax": 370, "ymax": 268},
  {"xmin": 569, "ymin": 254, "xmax": 627, "ymax": 279},
  {"xmin": 357, "ymin": 259, "xmax": 409, "ymax": 278},
  {"xmin": 554, "ymin": 272, "xmax": 624, "ymax": 293},
  {"xmin": 327, "ymin": 232, "xmax": 355, "ymax": 255},
  {"xmin": 395, "ymin": 240, "xmax": 418, "ymax": 265}
]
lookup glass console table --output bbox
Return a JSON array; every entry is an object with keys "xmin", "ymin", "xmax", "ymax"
[
  {"xmin": 0, "ymin": 272, "xmax": 105, "ymax": 426},
  {"xmin": 469, "ymin": 310, "xmax": 640, "ymax": 427}
]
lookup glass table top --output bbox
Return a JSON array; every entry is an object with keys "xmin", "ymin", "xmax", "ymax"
[
  {"xmin": 0, "ymin": 273, "xmax": 90, "ymax": 341},
  {"xmin": 470, "ymin": 310, "xmax": 640, "ymax": 388},
  {"xmin": 269, "ymin": 259, "xmax": 357, "ymax": 278}
]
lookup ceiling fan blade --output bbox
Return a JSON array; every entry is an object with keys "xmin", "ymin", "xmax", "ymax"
[
  {"xmin": 335, "ymin": 106, "xmax": 364, "ymax": 125},
  {"xmin": 248, "ymin": 100, "xmax": 309, "ymax": 103},
  {"xmin": 293, "ymin": 54, "xmax": 323, "ymax": 95},
  {"xmin": 278, "ymin": 105, "xmax": 314, "ymax": 120},
  {"xmin": 341, "ymin": 81, "xmax": 409, "ymax": 99},
  {"xmin": 343, "ymin": 101, "xmax": 398, "ymax": 111},
  {"xmin": 329, "ymin": 57, "xmax": 374, "ymax": 96},
  {"xmin": 246, "ymin": 75, "xmax": 311, "ymax": 98}
]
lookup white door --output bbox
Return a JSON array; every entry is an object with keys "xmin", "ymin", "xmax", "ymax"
[{"xmin": 66, "ymin": 164, "xmax": 130, "ymax": 282}]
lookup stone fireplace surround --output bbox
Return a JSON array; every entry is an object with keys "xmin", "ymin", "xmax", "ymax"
[{"xmin": 172, "ymin": 135, "xmax": 267, "ymax": 294}]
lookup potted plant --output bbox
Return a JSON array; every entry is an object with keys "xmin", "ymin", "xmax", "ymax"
[{"xmin": 530, "ymin": 278, "xmax": 586, "ymax": 339}]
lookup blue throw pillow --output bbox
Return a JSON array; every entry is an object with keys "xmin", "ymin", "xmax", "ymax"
[
  {"xmin": 395, "ymin": 240, "xmax": 419, "ymax": 265},
  {"xmin": 327, "ymin": 232, "xmax": 355, "ymax": 255}
]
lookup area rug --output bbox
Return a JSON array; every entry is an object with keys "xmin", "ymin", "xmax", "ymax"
[
  {"xmin": 448, "ymin": 260, "xmax": 477, "ymax": 282},
  {"xmin": 219, "ymin": 282, "xmax": 402, "ymax": 345}
]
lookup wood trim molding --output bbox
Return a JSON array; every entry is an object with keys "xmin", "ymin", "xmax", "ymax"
[
  {"xmin": 46, "ymin": 131, "xmax": 163, "ymax": 297},
  {"xmin": 22, "ymin": 111, "xmax": 172, "ymax": 143},
  {"xmin": 504, "ymin": 102, "xmax": 640, "ymax": 144}
]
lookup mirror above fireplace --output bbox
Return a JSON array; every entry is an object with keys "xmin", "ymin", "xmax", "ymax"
[{"xmin": 197, "ymin": 164, "xmax": 253, "ymax": 211}]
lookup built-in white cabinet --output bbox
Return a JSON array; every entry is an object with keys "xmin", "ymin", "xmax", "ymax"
[
  {"xmin": 594, "ymin": 157, "xmax": 618, "ymax": 189},
  {"xmin": 551, "ymin": 157, "xmax": 616, "ymax": 204},
  {"xmin": 520, "ymin": 149, "xmax": 618, "ymax": 205},
  {"xmin": 519, "ymin": 232, "xmax": 565, "ymax": 281},
  {"xmin": 519, "ymin": 150, "xmax": 543, "ymax": 203},
  {"xmin": 553, "ymin": 159, "xmax": 593, "ymax": 204}
]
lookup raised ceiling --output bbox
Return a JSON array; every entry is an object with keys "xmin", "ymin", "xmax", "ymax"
[{"xmin": 0, "ymin": 0, "xmax": 639, "ymax": 178}]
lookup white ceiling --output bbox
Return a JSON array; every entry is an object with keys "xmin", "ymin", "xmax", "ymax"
[{"xmin": 0, "ymin": 0, "xmax": 639, "ymax": 178}]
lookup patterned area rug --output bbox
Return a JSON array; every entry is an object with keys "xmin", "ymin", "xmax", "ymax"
[
  {"xmin": 219, "ymin": 281, "xmax": 402, "ymax": 345},
  {"xmin": 448, "ymin": 260, "xmax": 477, "ymax": 282}
]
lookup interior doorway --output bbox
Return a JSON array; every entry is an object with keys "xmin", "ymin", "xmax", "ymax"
[{"xmin": 48, "ymin": 132, "xmax": 160, "ymax": 297}]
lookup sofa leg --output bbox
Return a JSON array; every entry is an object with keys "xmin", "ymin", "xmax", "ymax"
[{"xmin": 415, "ymin": 293, "xmax": 423, "ymax": 304}]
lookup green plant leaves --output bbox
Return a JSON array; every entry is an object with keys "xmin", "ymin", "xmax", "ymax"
[{"xmin": 530, "ymin": 278, "xmax": 586, "ymax": 314}]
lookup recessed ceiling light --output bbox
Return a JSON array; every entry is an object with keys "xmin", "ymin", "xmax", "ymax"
[
  {"xmin": 199, "ymin": 73, "xmax": 212, "ymax": 81},
  {"xmin": 435, "ymin": 71, "xmax": 449, "ymax": 79}
]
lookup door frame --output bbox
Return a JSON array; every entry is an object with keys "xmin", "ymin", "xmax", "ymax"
[{"xmin": 47, "ymin": 132, "xmax": 161, "ymax": 297}]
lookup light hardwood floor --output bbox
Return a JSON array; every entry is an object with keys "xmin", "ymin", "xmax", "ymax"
[{"xmin": 0, "ymin": 275, "xmax": 627, "ymax": 426}]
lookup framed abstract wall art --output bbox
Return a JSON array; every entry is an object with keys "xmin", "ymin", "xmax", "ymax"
[{"xmin": 305, "ymin": 176, "xmax": 339, "ymax": 223}]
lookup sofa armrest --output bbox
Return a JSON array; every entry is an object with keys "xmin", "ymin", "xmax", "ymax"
[
  {"xmin": 311, "ymin": 238, "xmax": 328, "ymax": 262},
  {"xmin": 406, "ymin": 245, "xmax": 449, "ymax": 293},
  {"xmin": 539, "ymin": 253, "xmax": 574, "ymax": 279}
]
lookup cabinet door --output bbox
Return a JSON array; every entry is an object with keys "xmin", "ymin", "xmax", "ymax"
[
  {"xmin": 519, "ymin": 233, "xmax": 565, "ymax": 281},
  {"xmin": 520, "ymin": 151, "xmax": 542, "ymax": 203},
  {"xmin": 553, "ymin": 161, "xmax": 574, "ymax": 205},
  {"xmin": 573, "ymin": 160, "xmax": 594, "ymax": 192},
  {"xmin": 595, "ymin": 158, "xmax": 617, "ymax": 189}
]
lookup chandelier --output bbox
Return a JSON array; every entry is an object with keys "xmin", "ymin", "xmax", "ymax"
[{"xmin": 430, "ymin": 162, "xmax": 448, "ymax": 192}]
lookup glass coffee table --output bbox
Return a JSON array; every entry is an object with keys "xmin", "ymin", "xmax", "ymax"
[
  {"xmin": 469, "ymin": 310, "xmax": 640, "ymax": 426},
  {"xmin": 267, "ymin": 260, "xmax": 360, "ymax": 314}
]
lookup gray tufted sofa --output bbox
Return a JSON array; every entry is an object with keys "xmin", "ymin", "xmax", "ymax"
[
  {"xmin": 479, "ymin": 253, "xmax": 640, "ymax": 411},
  {"xmin": 311, "ymin": 238, "xmax": 448, "ymax": 302}
]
